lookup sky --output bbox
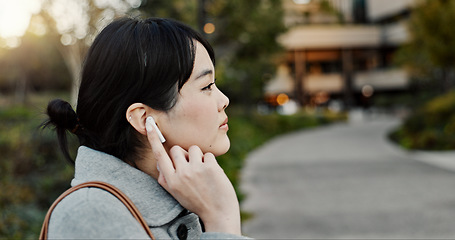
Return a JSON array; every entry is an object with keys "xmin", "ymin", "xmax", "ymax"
[
  {"xmin": 0, "ymin": 0, "xmax": 141, "ymax": 48},
  {"xmin": 0, "ymin": 0, "xmax": 42, "ymax": 38}
]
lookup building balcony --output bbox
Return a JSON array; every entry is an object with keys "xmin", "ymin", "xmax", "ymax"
[
  {"xmin": 300, "ymin": 68, "xmax": 408, "ymax": 94},
  {"xmin": 354, "ymin": 68, "xmax": 408, "ymax": 90},
  {"xmin": 278, "ymin": 21, "xmax": 408, "ymax": 50}
]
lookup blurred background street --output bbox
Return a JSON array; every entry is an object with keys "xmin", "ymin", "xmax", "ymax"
[{"xmin": 241, "ymin": 113, "xmax": 455, "ymax": 239}]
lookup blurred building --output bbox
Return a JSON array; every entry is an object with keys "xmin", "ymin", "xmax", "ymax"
[{"xmin": 265, "ymin": 0, "xmax": 417, "ymax": 109}]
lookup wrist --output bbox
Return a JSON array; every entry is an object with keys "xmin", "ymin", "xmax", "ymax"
[
  {"xmin": 203, "ymin": 217, "xmax": 241, "ymax": 236},
  {"xmin": 201, "ymin": 208, "xmax": 241, "ymax": 235}
]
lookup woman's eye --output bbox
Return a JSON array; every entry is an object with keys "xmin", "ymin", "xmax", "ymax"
[{"xmin": 202, "ymin": 82, "xmax": 215, "ymax": 91}]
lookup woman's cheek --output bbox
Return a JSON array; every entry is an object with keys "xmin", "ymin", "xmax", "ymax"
[{"xmin": 182, "ymin": 101, "xmax": 211, "ymax": 130}]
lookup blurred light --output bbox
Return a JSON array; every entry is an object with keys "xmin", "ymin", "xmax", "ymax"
[
  {"xmin": 204, "ymin": 23, "xmax": 215, "ymax": 34},
  {"xmin": 61, "ymin": 34, "xmax": 75, "ymax": 46},
  {"xmin": 0, "ymin": 0, "xmax": 41, "ymax": 39},
  {"xmin": 48, "ymin": 0, "xmax": 89, "ymax": 37},
  {"xmin": 29, "ymin": 16, "xmax": 47, "ymax": 36},
  {"xmin": 362, "ymin": 85, "xmax": 374, "ymax": 98},
  {"xmin": 314, "ymin": 91, "xmax": 329, "ymax": 105},
  {"xmin": 276, "ymin": 93, "xmax": 290, "ymax": 106},
  {"xmin": 4, "ymin": 37, "xmax": 21, "ymax": 48},
  {"xmin": 328, "ymin": 100, "xmax": 342, "ymax": 113},
  {"xmin": 278, "ymin": 99, "xmax": 299, "ymax": 115},
  {"xmin": 126, "ymin": 0, "xmax": 141, "ymax": 8},
  {"xmin": 293, "ymin": 0, "xmax": 311, "ymax": 4}
]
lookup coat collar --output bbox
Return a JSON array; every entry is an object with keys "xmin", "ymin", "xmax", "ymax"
[{"xmin": 71, "ymin": 146, "xmax": 184, "ymax": 227}]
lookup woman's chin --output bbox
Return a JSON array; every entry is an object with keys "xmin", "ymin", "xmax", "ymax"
[{"xmin": 212, "ymin": 138, "xmax": 230, "ymax": 157}]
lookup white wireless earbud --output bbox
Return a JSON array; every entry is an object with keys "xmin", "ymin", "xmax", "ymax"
[{"xmin": 146, "ymin": 116, "xmax": 166, "ymax": 143}]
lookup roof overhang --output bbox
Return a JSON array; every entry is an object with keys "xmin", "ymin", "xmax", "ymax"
[{"xmin": 278, "ymin": 23, "xmax": 408, "ymax": 50}]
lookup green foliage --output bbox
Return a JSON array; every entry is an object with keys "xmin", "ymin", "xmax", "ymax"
[
  {"xmin": 140, "ymin": 0, "xmax": 287, "ymax": 106},
  {"xmin": 140, "ymin": 0, "xmax": 198, "ymax": 27},
  {"xmin": 407, "ymin": 0, "xmax": 455, "ymax": 68},
  {"xmin": 394, "ymin": 0, "xmax": 455, "ymax": 92},
  {"xmin": 0, "ymin": 33, "xmax": 71, "ymax": 93},
  {"xmin": 389, "ymin": 90, "xmax": 455, "ymax": 150},
  {"xmin": 0, "ymin": 100, "xmax": 74, "ymax": 239},
  {"xmin": 211, "ymin": 0, "xmax": 287, "ymax": 105}
]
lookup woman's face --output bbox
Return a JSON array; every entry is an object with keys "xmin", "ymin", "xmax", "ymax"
[{"xmin": 159, "ymin": 41, "xmax": 230, "ymax": 156}]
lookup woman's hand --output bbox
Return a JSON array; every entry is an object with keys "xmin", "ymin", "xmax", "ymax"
[{"xmin": 146, "ymin": 125, "xmax": 241, "ymax": 236}]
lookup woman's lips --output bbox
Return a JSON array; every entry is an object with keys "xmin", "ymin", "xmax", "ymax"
[{"xmin": 219, "ymin": 118, "xmax": 229, "ymax": 130}]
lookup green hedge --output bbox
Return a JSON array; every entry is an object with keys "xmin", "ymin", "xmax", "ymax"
[
  {"xmin": 389, "ymin": 90, "xmax": 455, "ymax": 150},
  {"xmin": 0, "ymin": 105, "xmax": 74, "ymax": 239},
  {"xmin": 0, "ymin": 101, "xmax": 344, "ymax": 238}
]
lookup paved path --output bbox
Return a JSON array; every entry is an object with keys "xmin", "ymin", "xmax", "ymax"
[{"xmin": 240, "ymin": 116, "xmax": 455, "ymax": 239}]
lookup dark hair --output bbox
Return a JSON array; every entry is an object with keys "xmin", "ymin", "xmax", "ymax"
[{"xmin": 43, "ymin": 17, "xmax": 215, "ymax": 164}]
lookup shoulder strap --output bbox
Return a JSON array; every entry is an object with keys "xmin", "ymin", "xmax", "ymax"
[{"xmin": 39, "ymin": 181, "xmax": 155, "ymax": 240}]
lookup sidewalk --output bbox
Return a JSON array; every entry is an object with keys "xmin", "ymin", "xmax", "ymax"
[
  {"xmin": 350, "ymin": 109, "xmax": 455, "ymax": 174},
  {"xmin": 240, "ymin": 114, "xmax": 455, "ymax": 239},
  {"xmin": 407, "ymin": 150, "xmax": 455, "ymax": 172}
]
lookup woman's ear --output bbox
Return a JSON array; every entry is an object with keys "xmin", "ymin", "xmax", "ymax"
[
  {"xmin": 126, "ymin": 103, "xmax": 147, "ymax": 135},
  {"xmin": 126, "ymin": 103, "xmax": 164, "ymax": 135}
]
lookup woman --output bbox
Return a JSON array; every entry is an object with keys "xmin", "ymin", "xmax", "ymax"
[{"xmin": 43, "ymin": 17, "xmax": 249, "ymax": 239}]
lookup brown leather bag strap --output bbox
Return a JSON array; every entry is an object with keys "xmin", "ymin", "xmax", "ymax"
[{"xmin": 39, "ymin": 181, "xmax": 155, "ymax": 240}]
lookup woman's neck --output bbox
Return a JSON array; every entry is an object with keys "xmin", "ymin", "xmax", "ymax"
[{"xmin": 132, "ymin": 149, "xmax": 160, "ymax": 179}]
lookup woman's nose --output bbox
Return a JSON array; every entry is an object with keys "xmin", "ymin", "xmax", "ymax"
[{"xmin": 218, "ymin": 89, "xmax": 229, "ymax": 111}]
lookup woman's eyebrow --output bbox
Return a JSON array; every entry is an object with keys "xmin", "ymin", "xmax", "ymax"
[{"xmin": 195, "ymin": 69, "xmax": 213, "ymax": 80}]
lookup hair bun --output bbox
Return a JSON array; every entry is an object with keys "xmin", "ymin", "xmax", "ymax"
[{"xmin": 46, "ymin": 99, "xmax": 78, "ymax": 132}]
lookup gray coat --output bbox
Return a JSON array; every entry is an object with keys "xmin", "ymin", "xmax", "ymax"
[{"xmin": 47, "ymin": 146, "xmax": 250, "ymax": 239}]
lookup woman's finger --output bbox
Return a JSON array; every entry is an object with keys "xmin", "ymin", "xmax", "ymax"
[
  {"xmin": 188, "ymin": 145, "xmax": 204, "ymax": 164},
  {"xmin": 202, "ymin": 152, "xmax": 216, "ymax": 165},
  {"xmin": 169, "ymin": 145, "xmax": 189, "ymax": 168},
  {"xmin": 146, "ymin": 121, "xmax": 174, "ymax": 177}
]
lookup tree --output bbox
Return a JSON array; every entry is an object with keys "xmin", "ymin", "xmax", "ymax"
[
  {"xmin": 140, "ymin": 0, "xmax": 287, "ymax": 110},
  {"xmin": 0, "ymin": 32, "xmax": 71, "ymax": 104},
  {"xmin": 38, "ymin": 0, "xmax": 142, "ymax": 103},
  {"xmin": 395, "ymin": 0, "xmax": 455, "ymax": 93},
  {"xmin": 35, "ymin": 0, "xmax": 286, "ymax": 107}
]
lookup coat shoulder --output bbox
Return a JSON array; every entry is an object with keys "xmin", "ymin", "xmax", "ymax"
[{"xmin": 47, "ymin": 187, "xmax": 150, "ymax": 239}]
